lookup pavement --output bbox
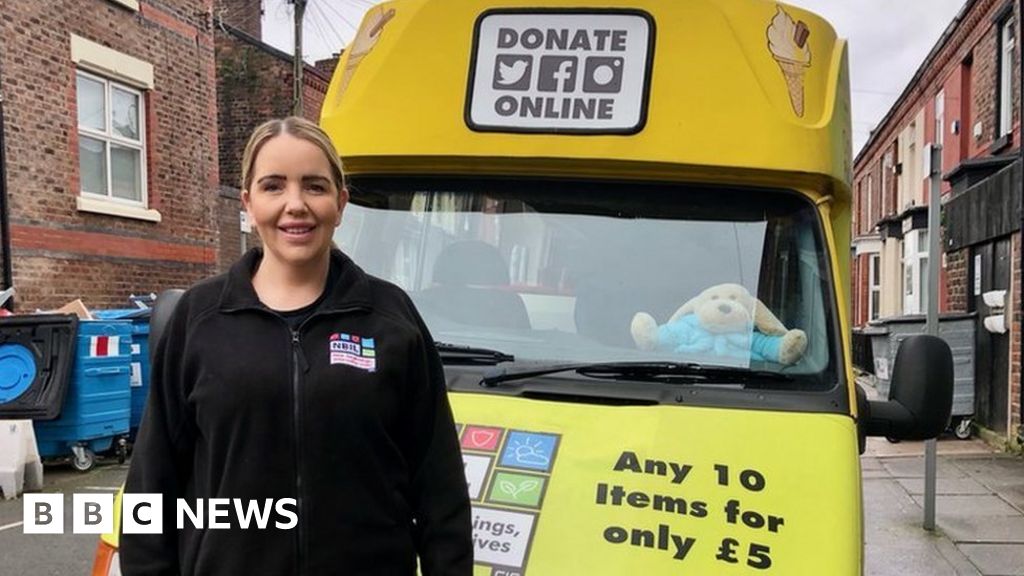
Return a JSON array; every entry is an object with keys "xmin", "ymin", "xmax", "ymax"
[
  {"xmin": 861, "ymin": 378, "xmax": 1024, "ymax": 575},
  {"xmin": 0, "ymin": 458, "xmax": 127, "ymax": 576}
]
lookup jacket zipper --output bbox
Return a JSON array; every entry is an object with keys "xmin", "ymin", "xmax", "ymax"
[
  {"xmin": 287, "ymin": 306, "xmax": 362, "ymax": 576},
  {"xmin": 291, "ymin": 328, "xmax": 306, "ymax": 576}
]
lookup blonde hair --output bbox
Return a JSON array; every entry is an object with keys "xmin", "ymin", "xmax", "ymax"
[{"xmin": 240, "ymin": 116, "xmax": 346, "ymax": 192}]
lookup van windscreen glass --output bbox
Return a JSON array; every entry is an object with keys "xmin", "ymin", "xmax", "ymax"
[{"xmin": 337, "ymin": 177, "xmax": 838, "ymax": 391}]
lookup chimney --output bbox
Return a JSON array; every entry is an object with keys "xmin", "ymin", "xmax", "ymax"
[{"xmin": 314, "ymin": 52, "xmax": 343, "ymax": 79}]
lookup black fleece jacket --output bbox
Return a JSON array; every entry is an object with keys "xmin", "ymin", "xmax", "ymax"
[{"xmin": 121, "ymin": 248, "xmax": 472, "ymax": 576}]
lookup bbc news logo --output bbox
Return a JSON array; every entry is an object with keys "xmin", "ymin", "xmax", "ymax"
[
  {"xmin": 492, "ymin": 54, "xmax": 624, "ymax": 95},
  {"xmin": 22, "ymin": 494, "xmax": 298, "ymax": 534}
]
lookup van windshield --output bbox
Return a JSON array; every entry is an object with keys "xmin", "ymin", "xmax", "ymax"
[{"xmin": 337, "ymin": 177, "xmax": 838, "ymax": 390}]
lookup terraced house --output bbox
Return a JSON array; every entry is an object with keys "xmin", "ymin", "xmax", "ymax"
[{"xmin": 851, "ymin": 0, "xmax": 1023, "ymax": 445}]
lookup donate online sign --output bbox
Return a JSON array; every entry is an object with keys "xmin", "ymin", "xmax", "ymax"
[
  {"xmin": 466, "ymin": 11, "xmax": 654, "ymax": 133},
  {"xmin": 450, "ymin": 393, "xmax": 861, "ymax": 575}
]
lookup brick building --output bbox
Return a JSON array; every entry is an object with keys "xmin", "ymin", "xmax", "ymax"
[
  {"xmin": 852, "ymin": 0, "xmax": 1023, "ymax": 443},
  {"xmin": 0, "ymin": 0, "xmax": 221, "ymax": 310},
  {"xmin": 214, "ymin": 0, "xmax": 336, "ymax": 264},
  {"xmin": 0, "ymin": 0, "xmax": 343, "ymax": 312}
]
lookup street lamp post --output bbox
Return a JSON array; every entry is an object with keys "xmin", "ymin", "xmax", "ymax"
[
  {"xmin": 291, "ymin": 0, "xmax": 307, "ymax": 117},
  {"xmin": 923, "ymin": 143, "xmax": 942, "ymax": 531}
]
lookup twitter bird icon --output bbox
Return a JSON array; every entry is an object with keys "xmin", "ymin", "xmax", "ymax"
[{"xmin": 493, "ymin": 55, "xmax": 532, "ymax": 90}]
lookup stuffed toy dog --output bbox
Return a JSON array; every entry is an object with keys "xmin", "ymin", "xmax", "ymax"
[{"xmin": 630, "ymin": 283, "xmax": 808, "ymax": 365}]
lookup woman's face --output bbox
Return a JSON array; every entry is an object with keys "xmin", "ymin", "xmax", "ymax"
[{"xmin": 242, "ymin": 133, "xmax": 346, "ymax": 270}]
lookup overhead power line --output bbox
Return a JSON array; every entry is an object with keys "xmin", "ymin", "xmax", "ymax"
[
  {"xmin": 310, "ymin": 1, "xmax": 349, "ymax": 49},
  {"xmin": 317, "ymin": 0, "xmax": 361, "ymax": 37}
]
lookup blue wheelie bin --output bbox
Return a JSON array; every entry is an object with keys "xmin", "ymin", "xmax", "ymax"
[
  {"xmin": 93, "ymin": 308, "xmax": 151, "ymax": 440},
  {"xmin": 34, "ymin": 319, "xmax": 133, "ymax": 471},
  {"xmin": 0, "ymin": 315, "xmax": 78, "ymax": 420}
]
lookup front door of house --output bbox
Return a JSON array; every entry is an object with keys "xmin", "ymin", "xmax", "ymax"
[{"xmin": 970, "ymin": 237, "xmax": 1011, "ymax": 435}]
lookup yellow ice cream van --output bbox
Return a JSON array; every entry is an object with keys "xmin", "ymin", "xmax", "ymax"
[{"xmin": 91, "ymin": 0, "xmax": 953, "ymax": 574}]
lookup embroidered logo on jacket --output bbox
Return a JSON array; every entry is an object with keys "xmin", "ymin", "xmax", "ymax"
[{"xmin": 328, "ymin": 333, "xmax": 376, "ymax": 372}]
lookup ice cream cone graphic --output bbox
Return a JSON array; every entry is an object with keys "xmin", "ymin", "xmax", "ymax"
[
  {"xmin": 776, "ymin": 57, "xmax": 809, "ymax": 116},
  {"xmin": 767, "ymin": 6, "xmax": 812, "ymax": 117},
  {"xmin": 334, "ymin": 6, "xmax": 396, "ymax": 104}
]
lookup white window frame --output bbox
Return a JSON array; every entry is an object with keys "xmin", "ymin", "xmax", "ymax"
[
  {"xmin": 999, "ymin": 17, "xmax": 1015, "ymax": 137},
  {"xmin": 77, "ymin": 69, "xmax": 148, "ymax": 207},
  {"xmin": 868, "ymin": 253, "xmax": 881, "ymax": 321},
  {"xmin": 70, "ymin": 33, "xmax": 159, "ymax": 222},
  {"xmin": 902, "ymin": 229, "xmax": 929, "ymax": 314},
  {"xmin": 935, "ymin": 90, "xmax": 944, "ymax": 148}
]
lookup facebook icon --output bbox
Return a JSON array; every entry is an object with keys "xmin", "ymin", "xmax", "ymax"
[{"xmin": 537, "ymin": 56, "xmax": 578, "ymax": 92}]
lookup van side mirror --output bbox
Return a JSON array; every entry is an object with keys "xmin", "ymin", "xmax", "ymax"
[{"xmin": 861, "ymin": 335, "xmax": 953, "ymax": 441}]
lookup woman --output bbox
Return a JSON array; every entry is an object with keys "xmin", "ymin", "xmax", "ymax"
[{"xmin": 121, "ymin": 117, "xmax": 472, "ymax": 575}]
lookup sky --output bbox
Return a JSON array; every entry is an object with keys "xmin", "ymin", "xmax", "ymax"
[{"xmin": 261, "ymin": 0, "xmax": 970, "ymax": 155}]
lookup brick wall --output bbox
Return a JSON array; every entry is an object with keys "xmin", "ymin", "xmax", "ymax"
[
  {"xmin": 14, "ymin": 254, "xmax": 210, "ymax": 309},
  {"xmin": 217, "ymin": 187, "xmax": 243, "ymax": 266},
  {"xmin": 0, "ymin": 0, "xmax": 219, "ymax": 310},
  {"xmin": 884, "ymin": 142, "xmax": 898, "ymax": 215},
  {"xmin": 850, "ymin": 254, "xmax": 858, "ymax": 326},
  {"xmin": 851, "ymin": 254, "xmax": 868, "ymax": 326},
  {"xmin": 969, "ymin": 5, "xmax": 1020, "ymax": 157},
  {"xmin": 870, "ymin": 162, "xmax": 882, "ymax": 230},
  {"xmin": 315, "ymin": 55, "xmax": 340, "ymax": 79},
  {"xmin": 940, "ymin": 68, "xmax": 962, "ymax": 183},
  {"xmin": 303, "ymin": 72, "xmax": 329, "ymax": 120},
  {"xmin": 215, "ymin": 0, "xmax": 261, "ymax": 39},
  {"xmin": 217, "ymin": 34, "xmax": 292, "ymax": 190},
  {"xmin": 972, "ymin": 26, "xmax": 997, "ymax": 158},
  {"xmin": 852, "ymin": 180, "xmax": 860, "ymax": 236},
  {"xmin": 215, "ymin": 29, "xmax": 330, "ymax": 190},
  {"xmin": 853, "ymin": 160, "xmax": 883, "ymax": 238},
  {"xmin": 946, "ymin": 248, "xmax": 969, "ymax": 312}
]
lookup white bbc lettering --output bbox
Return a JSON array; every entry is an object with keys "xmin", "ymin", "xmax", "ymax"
[
  {"xmin": 275, "ymin": 498, "xmax": 298, "ymax": 529},
  {"xmin": 73, "ymin": 493, "xmax": 114, "ymax": 534},
  {"xmin": 208, "ymin": 498, "xmax": 232, "ymax": 529},
  {"xmin": 23, "ymin": 494, "xmax": 64, "ymax": 534},
  {"xmin": 234, "ymin": 499, "xmax": 275, "ymax": 529},
  {"xmin": 177, "ymin": 498, "xmax": 204, "ymax": 529}
]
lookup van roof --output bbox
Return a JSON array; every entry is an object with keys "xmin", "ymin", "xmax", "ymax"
[{"xmin": 321, "ymin": 0, "xmax": 850, "ymax": 199}]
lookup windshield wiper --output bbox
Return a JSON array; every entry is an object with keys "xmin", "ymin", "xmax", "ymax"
[
  {"xmin": 435, "ymin": 342, "xmax": 515, "ymax": 365},
  {"xmin": 479, "ymin": 361, "xmax": 793, "ymax": 387}
]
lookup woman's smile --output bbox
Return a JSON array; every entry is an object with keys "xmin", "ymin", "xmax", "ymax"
[{"xmin": 278, "ymin": 222, "xmax": 318, "ymax": 242}]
